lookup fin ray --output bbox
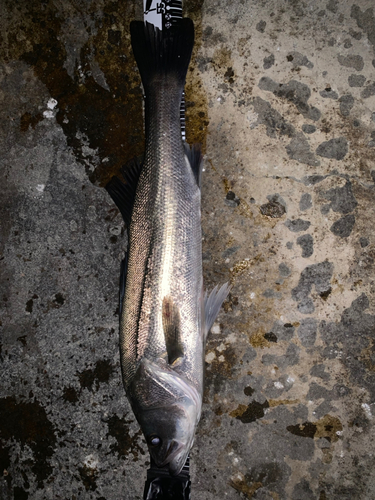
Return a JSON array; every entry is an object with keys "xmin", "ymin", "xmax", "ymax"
[
  {"xmin": 184, "ymin": 142, "xmax": 203, "ymax": 187},
  {"xmin": 204, "ymin": 283, "xmax": 231, "ymax": 340},
  {"xmin": 105, "ymin": 156, "xmax": 143, "ymax": 227}
]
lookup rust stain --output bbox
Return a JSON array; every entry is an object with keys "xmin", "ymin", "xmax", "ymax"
[
  {"xmin": 249, "ymin": 328, "xmax": 271, "ymax": 348},
  {"xmin": 230, "ymin": 254, "xmax": 264, "ymax": 282},
  {"xmin": 230, "ymin": 400, "xmax": 269, "ymax": 423},
  {"xmin": 229, "ymin": 474, "xmax": 262, "ymax": 499},
  {"xmin": 268, "ymin": 399, "xmax": 299, "ymax": 407},
  {"xmin": 287, "ymin": 414, "xmax": 343, "ymax": 443},
  {"xmin": 315, "ymin": 414, "xmax": 343, "ymax": 443}
]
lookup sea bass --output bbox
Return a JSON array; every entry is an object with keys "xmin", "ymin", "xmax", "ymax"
[{"xmin": 106, "ymin": 18, "xmax": 229, "ymax": 476}]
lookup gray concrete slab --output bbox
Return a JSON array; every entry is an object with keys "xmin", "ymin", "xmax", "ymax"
[{"xmin": 1, "ymin": 1, "xmax": 375, "ymax": 499}]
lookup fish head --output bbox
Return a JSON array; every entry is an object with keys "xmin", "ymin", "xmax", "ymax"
[{"xmin": 128, "ymin": 358, "xmax": 201, "ymax": 475}]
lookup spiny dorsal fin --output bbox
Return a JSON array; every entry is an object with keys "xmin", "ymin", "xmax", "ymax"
[
  {"xmin": 162, "ymin": 296, "xmax": 184, "ymax": 365},
  {"xmin": 105, "ymin": 156, "xmax": 143, "ymax": 228},
  {"xmin": 204, "ymin": 283, "xmax": 231, "ymax": 341},
  {"xmin": 184, "ymin": 142, "xmax": 203, "ymax": 188}
]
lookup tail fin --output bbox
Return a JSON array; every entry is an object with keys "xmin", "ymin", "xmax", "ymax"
[{"xmin": 130, "ymin": 19, "xmax": 195, "ymax": 93}]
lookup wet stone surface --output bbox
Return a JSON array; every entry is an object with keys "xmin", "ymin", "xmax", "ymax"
[{"xmin": 1, "ymin": 0, "xmax": 375, "ymax": 499}]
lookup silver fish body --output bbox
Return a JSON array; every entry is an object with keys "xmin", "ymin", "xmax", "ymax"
[{"xmin": 106, "ymin": 19, "xmax": 229, "ymax": 475}]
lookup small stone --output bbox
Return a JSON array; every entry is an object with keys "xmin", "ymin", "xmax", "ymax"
[
  {"xmin": 225, "ymin": 191, "xmax": 240, "ymax": 206},
  {"xmin": 263, "ymin": 54, "xmax": 275, "ymax": 69},
  {"xmin": 279, "ymin": 263, "xmax": 291, "ymax": 277},
  {"xmin": 348, "ymin": 74, "xmax": 366, "ymax": 87},
  {"xmin": 319, "ymin": 88, "xmax": 338, "ymax": 99},
  {"xmin": 285, "ymin": 219, "xmax": 311, "ymax": 232},
  {"xmin": 330, "ymin": 214, "xmax": 355, "ymax": 238},
  {"xmin": 361, "ymin": 83, "xmax": 375, "ymax": 99},
  {"xmin": 337, "ymin": 54, "xmax": 364, "ymax": 71},
  {"xmin": 256, "ymin": 20, "xmax": 266, "ymax": 33},
  {"xmin": 299, "ymin": 193, "xmax": 312, "ymax": 211},
  {"xmin": 302, "ymin": 124, "xmax": 316, "ymax": 134},
  {"xmin": 316, "ymin": 137, "xmax": 348, "ymax": 160},
  {"xmin": 260, "ymin": 201, "xmax": 286, "ymax": 218},
  {"xmin": 339, "ymin": 94, "xmax": 354, "ymax": 116},
  {"xmin": 359, "ymin": 237, "xmax": 369, "ymax": 248},
  {"xmin": 297, "ymin": 234, "xmax": 314, "ymax": 257}
]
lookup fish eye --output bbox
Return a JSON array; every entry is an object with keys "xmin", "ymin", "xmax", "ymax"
[{"xmin": 149, "ymin": 435, "xmax": 161, "ymax": 447}]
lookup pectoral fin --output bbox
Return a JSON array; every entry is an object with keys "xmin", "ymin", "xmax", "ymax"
[
  {"xmin": 204, "ymin": 283, "xmax": 231, "ymax": 340},
  {"xmin": 162, "ymin": 296, "xmax": 184, "ymax": 365},
  {"xmin": 184, "ymin": 142, "xmax": 203, "ymax": 188}
]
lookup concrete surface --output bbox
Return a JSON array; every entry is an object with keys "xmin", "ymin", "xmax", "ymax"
[{"xmin": 1, "ymin": 0, "xmax": 375, "ymax": 499}]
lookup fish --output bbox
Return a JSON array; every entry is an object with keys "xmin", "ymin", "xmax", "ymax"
[{"xmin": 106, "ymin": 18, "xmax": 230, "ymax": 476}]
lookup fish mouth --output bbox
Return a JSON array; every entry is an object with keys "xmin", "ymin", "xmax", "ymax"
[{"xmin": 156, "ymin": 439, "xmax": 185, "ymax": 469}]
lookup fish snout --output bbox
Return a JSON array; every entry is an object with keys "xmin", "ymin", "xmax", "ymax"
[
  {"xmin": 167, "ymin": 450, "xmax": 189, "ymax": 476},
  {"xmin": 152, "ymin": 438, "xmax": 186, "ymax": 474}
]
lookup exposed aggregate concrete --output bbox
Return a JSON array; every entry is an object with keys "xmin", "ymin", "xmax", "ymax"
[{"xmin": 1, "ymin": 1, "xmax": 375, "ymax": 499}]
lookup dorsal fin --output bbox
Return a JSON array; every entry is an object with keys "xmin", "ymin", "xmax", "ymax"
[
  {"xmin": 162, "ymin": 296, "xmax": 184, "ymax": 365},
  {"xmin": 105, "ymin": 156, "xmax": 143, "ymax": 228},
  {"xmin": 204, "ymin": 283, "xmax": 231, "ymax": 341},
  {"xmin": 184, "ymin": 142, "xmax": 203, "ymax": 188}
]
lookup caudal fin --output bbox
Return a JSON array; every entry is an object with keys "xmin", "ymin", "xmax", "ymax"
[{"xmin": 130, "ymin": 18, "xmax": 194, "ymax": 93}]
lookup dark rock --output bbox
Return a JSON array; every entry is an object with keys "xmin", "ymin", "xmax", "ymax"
[
  {"xmin": 299, "ymin": 193, "xmax": 312, "ymax": 211},
  {"xmin": 302, "ymin": 124, "xmax": 316, "ymax": 134},
  {"xmin": 337, "ymin": 54, "xmax": 364, "ymax": 71},
  {"xmin": 298, "ymin": 318, "xmax": 317, "ymax": 346},
  {"xmin": 339, "ymin": 94, "xmax": 354, "ymax": 116},
  {"xmin": 330, "ymin": 214, "xmax": 355, "ymax": 238},
  {"xmin": 323, "ymin": 180, "xmax": 358, "ymax": 214},
  {"xmin": 292, "ymin": 261, "xmax": 334, "ymax": 313},
  {"xmin": 263, "ymin": 54, "xmax": 275, "ymax": 69},
  {"xmin": 316, "ymin": 137, "xmax": 348, "ymax": 160},
  {"xmin": 285, "ymin": 219, "xmax": 311, "ymax": 232},
  {"xmin": 286, "ymin": 51, "xmax": 314, "ymax": 69},
  {"xmin": 297, "ymin": 234, "xmax": 314, "ymax": 258},
  {"xmin": 319, "ymin": 88, "xmax": 338, "ymax": 99},
  {"xmin": 361, "ymin": 83, "xmax": 375, "ymax": 99},
  {"xmin": 348, "ymin": 74, "xmax": 366, "ymax": 87},
  {"xmin": 256, "ymin": 20, "xmax": 267, "ymax": 33},
  {"xmin": 279, "ymin": 262, "xmax": 291, "ymax": 277},
  {"xmin": 258, "ymin": 77, "xmax": 321, "ymax": 121},
  {"xmin": 286, "ymin": 133, "xmax": 320, "ymax": 166}
]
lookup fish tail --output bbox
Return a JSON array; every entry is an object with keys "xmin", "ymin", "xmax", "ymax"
[{"xmin": 130, "ymin": 18, "xmax": 195, "ymax": 94}]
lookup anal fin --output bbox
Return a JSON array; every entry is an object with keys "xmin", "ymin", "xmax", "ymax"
[{"xmin": 162, "ymin": 296, "xmax": 184, "ymax": 365}]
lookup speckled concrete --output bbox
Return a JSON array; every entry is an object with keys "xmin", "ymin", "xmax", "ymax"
[{"xmin": 1, "ymin": 1, "xmax": 375, "ymax": 499}]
